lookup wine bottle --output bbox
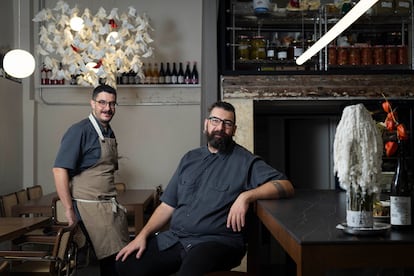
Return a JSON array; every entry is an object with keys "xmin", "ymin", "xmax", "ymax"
[
  {"xmin": 116, "ymin": 69, "xmax": 122, "ymax": 85},
  {"xmin": 139, "ymin": 63, "xmax": 146, "ymax": 84},
  {"xmin": 171, "ymin": 62, "xmax": 178, "ymax": 84},
  {"xmin": 152, "ymin": 63, "xmax": 159, "ymax": 84},
  {"xmin": 57, "ymin": 62, "xmax": 65, "ymax": 85},
  {"xmin": 158, "ymin": 62, "xmax": 165, "ymax": 84},
  {"xmin": 165, "ymin": 62, "xmax": 172, "ymax": 84},
  {"xmin": 146, "ymin": 63, "xmax": 153, "ymax": 84},
  {"xmin": 41, "ymin": 63, "xmax": 48, "ymax": 85},
  {"xmin": 177, "ymin": 62, "xmax": 185, "ymax": 84},
  {"xmin": 390, "ymin": 140, "xmax": 413, "ymax": 229},
  {"xmin": 184, "ymin": 61, "xmax": 191, "ymax": 84},
  {"xmin": 128, "ymin": 70, "xmax": 136, "ymax": 85},
  {"xmin": 191, "ymin": 61, "xmax": 199, "ymax": 84},
  {"xmin": 122, "ymin": 72, "xmax": 129, "ymax": 85}
]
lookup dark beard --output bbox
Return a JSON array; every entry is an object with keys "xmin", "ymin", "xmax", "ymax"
[{"xmin": 206, "ymin": 130, "xmax": 233, "ymax": 153}]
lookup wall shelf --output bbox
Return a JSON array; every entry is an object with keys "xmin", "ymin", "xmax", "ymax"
[
  {"xmin": 38, "ymin": 84, "xmax": 201, "ymax": 88},
  {"xmin": 37, "ymin": 84, "xmax": 201, "ymax": 106}
]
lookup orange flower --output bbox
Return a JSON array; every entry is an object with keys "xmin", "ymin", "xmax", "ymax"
[{"xmin": 380, "ymin": 95, "xmax": 409, "ymax": 156}]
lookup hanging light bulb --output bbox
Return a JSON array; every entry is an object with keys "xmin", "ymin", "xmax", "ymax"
[
  {"xmin": 3, "ymin": 49, "xmax": 35, "ymax": 78},
  {"xmin": 70, "ymin": 16, "xmax": 84, "ymax": 31},
  {"xmin": 106, "ymin": 31, "xmax": 120, "ymax": 45}
]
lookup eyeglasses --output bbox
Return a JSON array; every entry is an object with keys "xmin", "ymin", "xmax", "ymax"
[
  {"xmin": 94, "ymin": 99, "xmax": 117, "ymax": 108},
  {"xmin": 208, "ymin": 116, "xmax": 235, "ymax": 128}
]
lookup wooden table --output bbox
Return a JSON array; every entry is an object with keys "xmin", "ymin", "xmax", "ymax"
[
  {"xmin": 11, "ymin": 189, "xmax": 155, "ymax": 236},
  {"xmin": 12, "ymin": 192, "xmax": 57, "ymax": 217},
  {"xmin": 117, "ymin": 189, "xmax": 155, "ymax": 235},
  {"xmin": 0, "ymin": 217, "xmax": 51, "ymax": 242},
  {"xmin": 253, "ymin": 190, "xmax": 414, "ymax": 276}
]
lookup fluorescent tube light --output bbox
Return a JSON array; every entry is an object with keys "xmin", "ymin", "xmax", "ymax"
[{"xmin": 296, "ymin": 0, "xmax": 379, "ymax": 65}]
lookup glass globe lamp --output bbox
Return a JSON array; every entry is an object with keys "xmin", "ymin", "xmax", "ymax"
[{"xmin": 3, "ymin": 49, "xmax": 35, "ymax": 78}]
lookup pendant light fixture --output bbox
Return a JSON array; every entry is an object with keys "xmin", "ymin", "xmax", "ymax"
[
  {"xmin": 3, "ymin": 49, "xmax": 35, "ymax": 78},
  {"xmin": 3, "ymin": 0, "xmax": 35, "ymax": 79}
]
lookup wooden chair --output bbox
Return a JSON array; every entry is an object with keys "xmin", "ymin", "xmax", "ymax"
[
  {"xmin": 27, "ymin": 185, "xmax": 43, "ymax": 200},
  {"xmin": 15, "ymin": 189, "xmax": 28, "ymax": 204},
  {"xmin": 0, "ymin": 192, "xmax": 18, "ymax": 217},
  {"xmin": 0, "ymin": 260, "xmax": 8, "ymax": 274},
  {"xmin": 115, "ymin": 182, "xmax": 126, "ymax": 193},
  {"xmin": 16, "ymin": 197, "xmax": 90, "ymax": 268},
  {"xmin": 0, "ymin": 221, "xmax": 79, "ymax": 275}
]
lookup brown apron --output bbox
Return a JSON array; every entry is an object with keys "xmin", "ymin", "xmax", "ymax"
[{"xmin": 71, "ymin": 114, "xmax": 129, "ymax": 259}]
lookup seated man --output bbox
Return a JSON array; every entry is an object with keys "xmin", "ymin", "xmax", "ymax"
[{"xmin": 116, "ymin": 101, "xmax": 294, "ymax": 276}]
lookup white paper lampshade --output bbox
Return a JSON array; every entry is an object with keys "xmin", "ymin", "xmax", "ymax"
[{"xmin": 3, "ymin": 49, "xmax": 35, "ymax": 78}]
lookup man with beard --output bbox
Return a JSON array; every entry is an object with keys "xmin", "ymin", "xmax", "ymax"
[
  {"xmin": 115, "ymin": 101, "xmax": 294, "ymax": 276},
  {"xmin": 53, "ymin": 85, "xmax": 129, "ymax": 276}
]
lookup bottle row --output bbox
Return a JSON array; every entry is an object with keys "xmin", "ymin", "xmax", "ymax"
[
  {"xmin": 328, "ymin": 45, "xmax": 408, "ymax": 66},
  {"xmin": 40, "ymin": 61, "xmax": 200, "ymax": 86},
  {"xmin": 41, "ymin": 63, "xmax": 65, "ymax": 85},
  {"xmin": 237, "ymin": 35, "xmax": 314, "ymax": 62},
  {"xmin": 116, "ymin": 61, "xmax": 199, "ymax": 85}
]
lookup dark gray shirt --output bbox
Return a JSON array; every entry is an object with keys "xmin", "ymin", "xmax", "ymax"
[
  {"xmin": 157, "ymin": 142, "xmax": 287, "ymax": 251},
  {"xmin": 53, "ymin": 117, "xmax": 116, "ymax": 178}
]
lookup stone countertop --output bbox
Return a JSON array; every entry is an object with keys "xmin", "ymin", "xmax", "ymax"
[
  {"xmin": 222, "ymin": 74, "xmax": 414, "ymax": 100},
  {"xmin": 257, "ymin": 189, "xmax": 414, "ymax": 244}
]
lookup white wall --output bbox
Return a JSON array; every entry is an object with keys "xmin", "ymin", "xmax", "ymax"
[
  {"xmin": 30, "ymin": 0, "xmax": 203, "ymax": 193},
  {"xmin": 0, "ymin": 78, "xmax": 23, "ymax": 195}
]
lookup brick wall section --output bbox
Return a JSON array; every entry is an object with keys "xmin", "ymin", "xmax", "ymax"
[{"xmin": 221, "ymin": 74, "xmax": 414, "ymax": 99}]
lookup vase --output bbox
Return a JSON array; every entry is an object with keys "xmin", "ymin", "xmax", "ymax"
[{"xmin": 346, "ymin": 186, "xmax": 374, "ymax": 228}]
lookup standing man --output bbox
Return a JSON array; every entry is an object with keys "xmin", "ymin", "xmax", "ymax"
[
  {"xmin": 53, "ymin": 84, "xmax": 129, "ymax": 276},
  {"xmin": 116, "ymin": 101, "xmax": 294, "ymax": 276}
]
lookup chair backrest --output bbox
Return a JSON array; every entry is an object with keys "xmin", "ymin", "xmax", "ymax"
[
  {"xmin": 0, "ymin": 192, "xmax": 18, "ymax": 217},
  {"xmin": 49, "ymin": 221, "xmax": 78, "ymax": 275},
  {"xmin": 52, "ymin": 197, "xmax": 87, "ymax": 249},
  {"xmin": 15, "ymin": 189, "xmax": 28, "ymax": 204},
  {"xmin": 115, "ymin": 182, "xmax": 126, "ymax": 193},
  {"xmin": 52, "ymin": 197, "xmax": 68, "ymax": 225},
  {"xmin": 27, "ymin": 185, "xmax": 43, "ymax": 200}
]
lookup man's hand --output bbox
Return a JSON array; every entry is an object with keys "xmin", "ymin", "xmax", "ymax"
[
  {"xmin": 116, "ymin": 234, "xmax": 147, "ymax": 262},
  {"xmin": 65, "ymin": 208, "xmax": 77, "ymax": 226},
  {"xmin": 226, "ymin": 192, "xmax": 249, "ymax": 232}
]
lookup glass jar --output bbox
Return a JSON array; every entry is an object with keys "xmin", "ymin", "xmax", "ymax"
[
  {"xmin": 360, "ymin": 46, "xmax": 372, "ymax": 65},
  {"xmin": 337, "ymin": 47, "xmax": 348, "ymax": 66},
  {"xmin": 328, "ymin": 46, "xmax": 337, "ymax": 65},
  {"xmin": 288, "ymin": 40, "xmax": 303, "ymax": 61},
  {"xmin": 397, "ymin": 45, "xmax": 408, "ymax": 65},
  {"xmin": 237, "ymin": 35, "xmax": 250, "ymax": 60},
  {"xmin": 277, "ymin": 46, "xmax": 288, "ymax": 60},
  {"xmin": 373, "ymin": 45, "xmax": 385, "ymax": 65},
  {"xmin": 385, "ymin": 45, "xmax": 397, "ymax": 65},
  {"xmin": 250, "ymin": 36, "xmax": 266, "ymax": 60},
  {"xmin": 348, "ymin": 46, "xmax": 360, "ymax": 65}
]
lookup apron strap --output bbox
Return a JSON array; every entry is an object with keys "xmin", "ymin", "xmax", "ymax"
[
  {"xmin": 88, "ymin": 113, "xmax": 105, "ymax": 142},
  {"xmin": 74, "ymin": 197, "xmax": 127, "ymax": 213}
]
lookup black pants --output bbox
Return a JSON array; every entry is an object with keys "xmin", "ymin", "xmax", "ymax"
[
  {"xmin": 100, "ymin": 254, "xmax": 118, "ymax": 276},
  {"xmin": 115, "ymin": 236, "xmax": 245, "ymax": 276}
]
